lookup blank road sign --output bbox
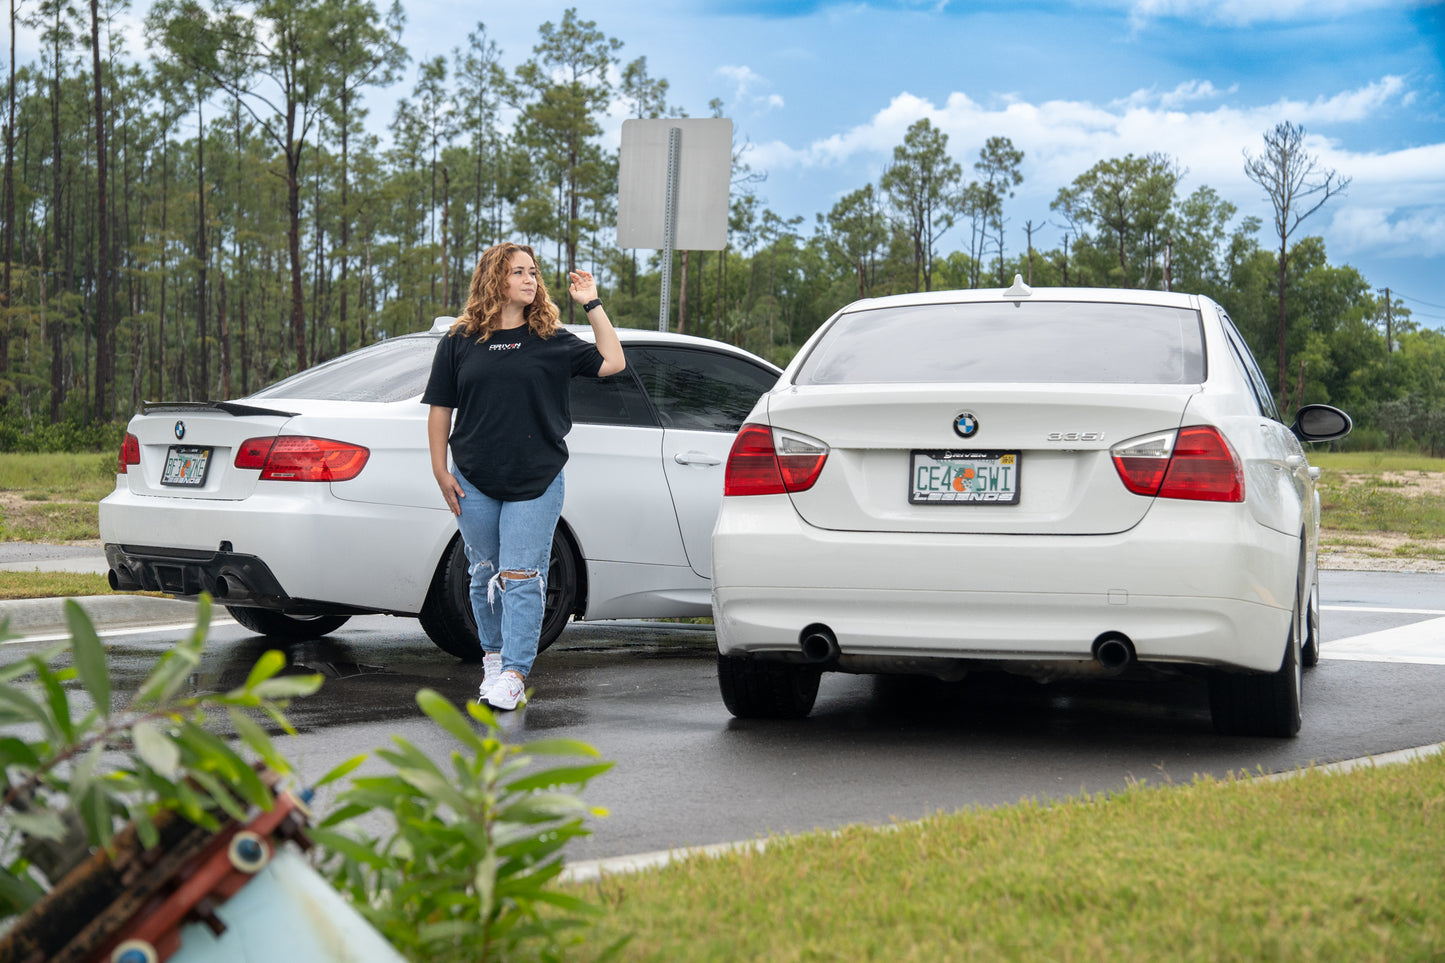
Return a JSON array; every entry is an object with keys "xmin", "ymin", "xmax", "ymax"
[{"xmin": 617, "ymin": 118, "xmax": 732, "ymax": 251}]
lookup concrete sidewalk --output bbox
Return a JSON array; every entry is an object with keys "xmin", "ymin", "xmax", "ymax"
[{"xmin": 0, "ymin": 542, "xmax": 200, "ymax": 640}]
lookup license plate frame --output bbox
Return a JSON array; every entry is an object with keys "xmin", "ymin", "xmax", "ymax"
[
  {"xmin": 160, "ymin": 445, "xmax": 213, "ymax": 487},
  {"xmin": 909, "ymin": 449, "xmax": 1020, "ymax": 505}
]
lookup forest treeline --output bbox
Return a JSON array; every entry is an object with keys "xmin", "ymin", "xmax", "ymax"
[{"xmin": 1, "ymin": 2, "xmax": 1441, "ymax": 453}]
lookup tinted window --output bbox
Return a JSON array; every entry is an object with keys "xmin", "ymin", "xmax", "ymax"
[
  {"xmin": 795, "ymin": 301, "xmax": 1206, "ymax": 385},
  {"xmin": 630, "ymin": 346, "xmax": 780, "ymax": 432},
  {"xmin": 249, "ymin": 335, "xmax": 437, "ymax": 403},
  {"xmin": 1219, "ymin": 310, "xmax": 1280, "ymax": 420},
  {"xmin": 570, "ymin": 372, "xmax": 656, "ymax": 427}
]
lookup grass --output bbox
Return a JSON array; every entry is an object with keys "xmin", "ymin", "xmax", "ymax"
[
  {"xmin": 1308, "ymin": 451, "xmax": 1445, "ymax": 474},
  {"xmin": 0, "ymin": 571, "xmax": 121, "ymax": 599},
  {"xmin": 0, "ymin": 451, "xmax": 115, "ymax": 543},
  {"xmin": 1311, "ymin": 453, "xmax": 1445, "ymax": 540},
  {"xmin": 566, "ymin": 752, "xmax": 1445, "ymax": 962}
]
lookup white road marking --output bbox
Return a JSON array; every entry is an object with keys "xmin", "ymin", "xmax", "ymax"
[{"xmin": 1320, "ymin": 615, "xmax": 1445, "ymax": 665}]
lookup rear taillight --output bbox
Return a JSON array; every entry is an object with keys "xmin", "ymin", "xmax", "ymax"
[
  {"xmin": 234, "ymin": 436, "xmax": 370, "ymax": 482},
  {"xmin": 117, "ymin": 433, "xmax": 140, "ymax": 474},
  {"xmin": 1111, "ymin": 426, "xmax": 1244, "ymax": 502},
  {"xmin": 724, "ymin": 423, "xmax": 829, "ymax": 496}
]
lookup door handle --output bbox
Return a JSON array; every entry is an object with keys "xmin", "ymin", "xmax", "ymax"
[{"xmin": 674, "ymin": 451, "xmax": 722, "ymax": 467}]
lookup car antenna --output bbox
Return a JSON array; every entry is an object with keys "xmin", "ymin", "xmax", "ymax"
[{"xmin": 1002, "ymin": 274, "xmax": 1032, "ymax": 302}]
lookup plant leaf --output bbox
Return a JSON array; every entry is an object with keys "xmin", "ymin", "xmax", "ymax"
[
  {"xmin": 517, "ymin": 737, "xmax": 604, "ymax": 757},
  {"xmin": 64, "ymin": 600, "xmax": 111, "ymax": 718},
  {"xmin": 504, "ymin": 763, "xmax": 614, "ymax": 793},
  {"xmin": 313, "ymin": 753, "xmax": 369, "ymax": 789},
  {"xmin": 250, "ymin": 674, "xmax": 325, "ymax": 700},
  {"xmin": 132, "ymin": 718, "xmax": 181, "ymax": 779},
  {"xmin": 417, "ymin": 689, "xmax": 487, "ymax": 753},
  {"xmin": 7, "ymin": 808, "xmax": 66, "ymax": 841}
]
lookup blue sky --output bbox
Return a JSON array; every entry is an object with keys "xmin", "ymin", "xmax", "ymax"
[{"xmin": 406, "ymin": 0, "xmax": 1444, "ymax": 327}]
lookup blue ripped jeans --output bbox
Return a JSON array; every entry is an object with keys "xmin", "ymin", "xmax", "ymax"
[{"xmin": 451, "ymin": 468, "xmax": 564, "ymax": 678}]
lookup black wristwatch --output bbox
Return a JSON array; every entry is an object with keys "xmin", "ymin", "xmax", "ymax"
[{"xmin": 582, "ymin": 298, "xmax": 603, "ymax": 313}]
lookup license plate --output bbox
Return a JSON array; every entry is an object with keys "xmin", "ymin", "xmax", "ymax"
[
  {"xmin": 161, "ymin": 446, "xmax": 213, "ymax": 487},
  {"xmin": 910, "ymin": 450, "xmax": 1020, "ymax": 504}
]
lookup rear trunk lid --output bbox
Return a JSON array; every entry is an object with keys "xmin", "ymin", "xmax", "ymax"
[
  {"xmin": 770, "ymin": 383, "xmax": 1197, "ymax": 535},
  {"xmin": 124, "ymin": 401, "xmax": 297, "ymax": 500}
]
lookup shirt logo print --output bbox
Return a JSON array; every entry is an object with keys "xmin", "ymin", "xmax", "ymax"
[{"xmin": 489, "ymin": 341, "xmax": 522, "ymax": 351}]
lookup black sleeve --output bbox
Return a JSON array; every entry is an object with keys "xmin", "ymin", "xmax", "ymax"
[
  {"xmin": 421, "ymin": 334, "xmax": 459, "ymax": 407},
  {"xmin": 561, "ymin": 329, "xmax": 607, "ymax": 378}
]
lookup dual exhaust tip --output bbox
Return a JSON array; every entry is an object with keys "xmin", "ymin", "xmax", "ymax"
[
  {"xmin": 795, "ymin": 626, "xmax": 1136, "ymax": 671},
  {"xmin": 106, "ymin": 566, "xmax": 254, "ymax": 601}
]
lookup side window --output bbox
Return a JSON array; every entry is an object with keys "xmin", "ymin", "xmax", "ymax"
[
  {"xmin": 629, "ymin": 346, "xmax": 779, "ymax": 433},
  {"xmin": 570, "ymin": 371, "xmax": 657, "ymax": 427},
  {"xmin": 1218, "ymin": 310, "xmax": 1280, "ymax": 421}
]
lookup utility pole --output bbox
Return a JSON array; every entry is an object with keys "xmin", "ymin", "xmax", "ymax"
[{"xmin": 1383, "ymin": 286, "xmax": 1393, "ymax": 353}]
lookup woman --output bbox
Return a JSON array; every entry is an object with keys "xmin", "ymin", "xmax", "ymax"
[{"xmin": 423, "ymin": 243, "xmax": 625, "ymax": 710}]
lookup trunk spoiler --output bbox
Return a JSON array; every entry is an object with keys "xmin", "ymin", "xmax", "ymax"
[{"xmin": 140, "ymin": 400, "xmax": 300, "ymax": 418}]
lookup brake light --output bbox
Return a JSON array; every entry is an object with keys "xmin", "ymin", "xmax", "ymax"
[
  {"xmin": 117, "ymin": 433, "xmax": 140, "ymax": 474},
  {"xmin": 234, "ymin": 436, "xmax": 370, "ymax": 482},
  {"xmin": 1111, "ymin": 426, "xmax": 1244, "ymax": 502},
  {"xmin": 724, "ymin": 423, "xmax": 828, "ymax": 496}
]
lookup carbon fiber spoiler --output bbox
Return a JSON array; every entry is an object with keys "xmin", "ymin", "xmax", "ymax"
[{"xmin": 139, "ymin": 400, "xmax": 300, "ymax": 418}]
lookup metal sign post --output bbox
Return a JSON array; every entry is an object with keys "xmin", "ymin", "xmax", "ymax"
[
  {"xmin": 657, "ymin": 127, "xmax": 682, "ymax": 332},
  {"xmin": 617, "ymin": 118, "xmax": 732, "ymax": 333}
]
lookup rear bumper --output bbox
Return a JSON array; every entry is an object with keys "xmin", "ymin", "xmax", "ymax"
[
  {"xmin": 711, "ymin": 494, "xmax": 1299, "ymax": 674},
  {"xmin": 99, "ymin": 483, "xmax": 455, "ymax": 614},
  {"xmin": 104, "ymin": 544, "xmax": 377, "ymax": 616}
]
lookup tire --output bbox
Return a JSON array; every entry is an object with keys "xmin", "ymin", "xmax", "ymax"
[
  {"xmin": 1301, "ymin": 580, "xmax": 1322, "ymax": 668},
  {"xmin": 1209, "ymin": 595, "xmax": 1303, "ymax": 737},
  {"xmin": 225, "ymin": 606, "xmax": 350, "ymax": 642},
  {"xmin": 418, "ymin": 529, "xmax": 580, "ymax": 661},
  {"xmin": 717, "ymin": 654, "xmax": 821, "ymax": 719}
]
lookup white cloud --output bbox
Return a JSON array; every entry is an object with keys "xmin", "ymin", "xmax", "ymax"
[
  {"xmin": 1329, "ymin": 205, "xmax": 1445, "ymax": 258},
  {"xmin": 1120, "ymin": 0, "xmax": 1419, "ymax": 28},
  {"xmin": 716, "ymin": 65, "xmax": 785, "ymax": 113},
  {"xmin": 750, "ymin": 73, "xmax": 1440, "ymax": 263}
]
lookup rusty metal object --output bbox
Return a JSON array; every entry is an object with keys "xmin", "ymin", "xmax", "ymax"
[{"xmin": 0, "ymin": 772, "xmax": 319, "ymax": 963}]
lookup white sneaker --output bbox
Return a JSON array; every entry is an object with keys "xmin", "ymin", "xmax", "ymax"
[
  {"xmin": 478, "ymin": 652, "xmax": 503, "ymax": 702},
  {"xmin": 486, "ymin": 670, "xmax": 527, "ymax": 711}
]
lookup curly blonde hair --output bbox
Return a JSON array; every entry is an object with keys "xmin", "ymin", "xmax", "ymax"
[{"xmin": 450, "ymin": 243, "xmax": 561, "ymax": 341}]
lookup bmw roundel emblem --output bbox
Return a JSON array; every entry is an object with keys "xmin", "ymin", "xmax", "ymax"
[
  {"xmin": 174, "ymin": 420, "xmax": 186, "ymax": 440},
  {"xmin": 953, "ymin": 411, "xmax": 979, "ymax": 439}
]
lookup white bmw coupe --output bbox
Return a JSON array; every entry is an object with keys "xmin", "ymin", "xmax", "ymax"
[{"xmin": 101, "ymin": 321, "xmax": 781, "ymax": 658}]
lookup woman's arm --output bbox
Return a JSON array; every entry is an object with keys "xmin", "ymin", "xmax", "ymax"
[
  {"xmin": 428, "ymin": 405, "xmax": 464, "ymax": 515},
  {"xmin": 568, "ymin": 270, "xmax": 626, "ymax": 377}
]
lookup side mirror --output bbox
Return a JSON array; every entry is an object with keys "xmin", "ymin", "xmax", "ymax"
[{"xmin": 1291, "ymin": 404, "xmax": 1352, "ymax": 443}]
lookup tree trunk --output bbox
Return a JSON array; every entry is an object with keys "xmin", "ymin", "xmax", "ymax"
[
  {"xmin": 678, "ymin": 249, "xmax": 688, "ymax": 335},
  {"xmin": 1276, "ymin": 241, "xmax": 1288, "ymax": 413}
]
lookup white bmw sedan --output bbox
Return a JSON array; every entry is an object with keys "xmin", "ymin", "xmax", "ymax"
[
  {"xmin": 711, "ymin": 281, "xmax": 1351, "ymax": 736},
  {"xmin": 101, "ymin": 322, "xmax": 781, "ymax": 657}
]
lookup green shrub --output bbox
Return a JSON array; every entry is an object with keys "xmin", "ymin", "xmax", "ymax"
[{"xmin": 0, "ymin": 600, "xmax": 619, "ymax": 962}]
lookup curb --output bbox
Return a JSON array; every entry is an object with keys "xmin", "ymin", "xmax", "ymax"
[{"xmin": 0, "ymin": 595, "xmax": 202, "ymax": 640}]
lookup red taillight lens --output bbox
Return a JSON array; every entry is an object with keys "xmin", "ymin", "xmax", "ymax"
[
  {"xmin": 1112, "ymin": 426, "xmax": 1243, "ymax": 502},
  {"xmin": 724, "ymin": 423, "xmax": 828, "ymax": 496},
  {"xmin": 117, "ymin": 432, "xmax": 140, "ymax": 474},
  {"xmin": 234, "ymin": 436, "xmax": 370, "ymax": 482}
]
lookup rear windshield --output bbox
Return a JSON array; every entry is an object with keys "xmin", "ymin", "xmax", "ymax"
[
  {"xmin": 249, "ymin": 335, "xmax": 438, "ymax": 403},
  {"xmin": 794, "ymin": 301, "xmax": 1205, "ymax": 385}
]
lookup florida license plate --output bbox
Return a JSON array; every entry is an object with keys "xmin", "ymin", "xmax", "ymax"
[
  {"xmin": 910, "ymin": 450, "xmax": 1020, "ymax": 504},
  {"xmin": 161, "ymin": 446, "xmax": 213, "ymax": 487}
]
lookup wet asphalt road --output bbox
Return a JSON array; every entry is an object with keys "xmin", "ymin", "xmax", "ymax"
[{"xmin": 3, "ymin": 571, "xmax": 1444, "ymax": 862}]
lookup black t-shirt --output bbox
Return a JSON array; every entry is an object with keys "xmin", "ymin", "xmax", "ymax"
[{"xmin": 421, "ymin": 324, "xmax": 605, "ymax": 500}]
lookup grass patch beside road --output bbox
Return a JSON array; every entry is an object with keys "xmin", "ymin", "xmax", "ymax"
[
  {"xmin": 1311, "ymin": 452, "xmax": 1445, "ymax": 542},
  {"xmin": 0, "ymin": 571, "xmax": 116, "ymax": 599},
  {"xmin": 0, "ymin": 451, "xmax": 114, "ymax": 542},
  {"xmin": 568, "ymin": 751, "xmax": 1445, "ymax": 962}
]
